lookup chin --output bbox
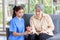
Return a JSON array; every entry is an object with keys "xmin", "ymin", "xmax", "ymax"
[
  {"xmin": 19, "ymin": 16, "xmax": 21, "ymax": 17},
  {"xmin": 36, "ymin": 14, "xmax": 39, "ymax": 16}
]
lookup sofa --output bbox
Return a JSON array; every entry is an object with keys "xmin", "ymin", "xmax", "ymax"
[{"xmin": 6, "ymin": 14, "xmax": 60, "ymax": 40}]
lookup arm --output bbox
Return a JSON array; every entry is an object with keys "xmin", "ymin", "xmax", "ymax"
[
  {"xmin": 46, "ymin": 15, "xmax": 54, "ymax": 31},
  {"xmin": 9, "ymin": 20, "xmax": 28, "ymax": 36},
  {"xmin": 30, "ymin": 17, "xmax": 37, "ymax": 34},
  {"xmin": 12, "ymin": 31, "xmax": 28, "ymax": 36}
]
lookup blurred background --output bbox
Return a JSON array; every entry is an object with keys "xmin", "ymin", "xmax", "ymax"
[{"xmin": 0, "ymin": 0, "xmax": 60, "ymax": 40}]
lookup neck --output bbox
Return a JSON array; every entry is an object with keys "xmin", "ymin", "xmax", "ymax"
[
  {"xmin": 39, "ymin": 14, "xmax": 43, "ymax": 20},
  {"xmin": 36, "ymin": 13, "xmax": 43, "ymax": 20},
  {"xmin": 16, "ymin": 16, "xmax": 21, "ymax": 18}
]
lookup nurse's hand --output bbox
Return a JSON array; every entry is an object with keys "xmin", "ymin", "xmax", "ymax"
[
  {"xmin": 27, "ymin": 31, "xmax": 33, "ymax": 34},
  {"xmin": 24, "ymin": 31, "xmax": 29, "ymax": 35},
  {"xmin": 24, "ymin": 31, "xmax": 33, "ymax": 35}
]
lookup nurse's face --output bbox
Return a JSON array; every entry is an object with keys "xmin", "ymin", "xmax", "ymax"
[{"xmin": 15, "ymin": 9, "xmax": 24, "ymax": 18}]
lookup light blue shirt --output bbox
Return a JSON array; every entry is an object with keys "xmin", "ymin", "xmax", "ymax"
[{"xmin": 9, "ymin": 17, "xmax": 25, "ymax": 40}]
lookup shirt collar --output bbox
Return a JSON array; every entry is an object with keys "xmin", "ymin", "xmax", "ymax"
[{"xmin": 16, "ymin": 16, "xmax": 22, "ymax": 20}]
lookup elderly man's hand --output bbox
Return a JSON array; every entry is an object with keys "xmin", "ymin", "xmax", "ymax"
[
  {"xmin": 26, "ymin": 26, "xmax": 32, "ymax": 32},
  {"xmin": 26, "ymin": 26, "xmax": 33, "ymax": 34}
]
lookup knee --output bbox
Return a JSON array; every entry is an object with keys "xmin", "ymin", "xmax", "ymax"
[{"xmin": 39, "ymin": 33, "xmax": 47, "ymax": 40}]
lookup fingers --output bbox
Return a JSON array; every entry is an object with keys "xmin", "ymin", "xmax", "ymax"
[
  {"xmin": 27, "ymin": 31, "xmax": 33, "ymax": 34},
  {"xmin": 26, "ymin": 27, "xmax": 32, "ymax": 31}
]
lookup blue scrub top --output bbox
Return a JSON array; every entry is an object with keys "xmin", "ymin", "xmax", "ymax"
[{"xmin": 9, "ymin": 17, "xmax": 25, "ymax": 40}]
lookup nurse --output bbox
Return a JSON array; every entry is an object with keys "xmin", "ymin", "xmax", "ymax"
[{"xmin": 9, "ymin": 6, "xmax": 30, "ymax": 40}]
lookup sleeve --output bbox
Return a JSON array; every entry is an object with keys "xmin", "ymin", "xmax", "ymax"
[
  {"xmin": 9, "ymin": 20, "xmax": 17, "ymax": 32},
  {"xmin": 30, "ymin": 17, "xmax": 37, "ymax": 34},
  {"xmin": 46, "ymin": 15, "xmax": 55, "ymax": 31}
]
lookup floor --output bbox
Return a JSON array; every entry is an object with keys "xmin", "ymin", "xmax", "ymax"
[{"xmin": 0, "ymin": 36, "xmax": 6, "ymax": 40}]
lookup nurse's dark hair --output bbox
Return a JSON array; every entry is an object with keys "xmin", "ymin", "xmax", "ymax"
[{"xmin": 12, "ymin": 5, "xmax": 24, "ymax": 18}]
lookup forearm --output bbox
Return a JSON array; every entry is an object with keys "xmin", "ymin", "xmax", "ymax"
[
  {"xmin": 12, "ymin": 31, "xmax": 28, "ymax": 36},
  {"xmin": 12, "ymin": 32, "xmax": 24, "ymax": 36}
]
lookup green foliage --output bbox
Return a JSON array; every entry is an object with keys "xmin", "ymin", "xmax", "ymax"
[
  {"xmin": 44, "ymin": 6, "xmax": 52, "ymax": 14},
  {"xmin": 30, "ymin": 0, "xmax": 41, "ymax": 13},
  {"xmin": 24, "ymin": 4, "xmax": 28, "ymax": 14},
  {"xmin": 29, "ymin": 0, "xmax": 53, "ymax": 14},
  {"xmin": 58, "ymin": 6, "xmax": 60, "ymax": 11},
  {"xmin": 44, "ymin": 0, "xmax": 52, "ymax": 6}
]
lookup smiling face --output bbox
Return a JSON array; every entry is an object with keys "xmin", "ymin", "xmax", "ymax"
[
  {"xmin": 35, "ymin": 4, "xmax": 44, "ymax": 17},
  {"xmin": 13, "ymin": 6, "xmax": 24, "ymax": 18},
  {"xmin": 15, "ymin": 9, "xmax": 24, "ymax": 18},
  {"xmin": 35, "ymin": 8, "xmax": 43, "ymax": 17}
]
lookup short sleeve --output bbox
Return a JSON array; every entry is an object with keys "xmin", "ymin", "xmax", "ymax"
[{"xmin": 9, "ymin": 20, "xmax": 17, "ymax": 32}]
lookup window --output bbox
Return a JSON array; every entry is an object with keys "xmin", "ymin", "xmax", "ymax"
[
  {"xmin": 58, "ymin": 0, "xmax": 60, "ymax": 5},
  {"xmin": 58, "ymin": 6, "xmax": 60, "ymax": 11},
  {"xmin": 4, "ymin": 0, "xmax": 16, "ymax": 31},
  {"xmin": 30, "ymin": 0, "xmax": 42, "ymax": 14},
  {"xmin": 43, "ymin": 0, "xmax": 60, "ymax": 14},
  {"xmin": 57, "ymin": 0, "xmax": 60, "ymax": 11},
  {"xmin": 17, "ymin": 0, "xmax": 28, "ymax": 14},
  {"xmin": 44, "ymin": 0, "xmax": 52, "ymax": 6},
  {"xmin": 24, "ymin": 3, "xmax": 28, "ymax": 14},
  {"xmin": 0, "ymin": 0, "xmax": 60, "ymax": 31},
  {"xmin": 0, "ymin": 0, "xmax": 3, "ymax": 31},
  {"xmin": 43, "ymin": 0, "xmax": 53, "ymax": 14},
  {"xmin": 53, "ymin": 0, "xmax": 60, "ymax": 14},
  {"xmin": 44, "ymin": 6, "xmax": 52, "ymax": 14}
]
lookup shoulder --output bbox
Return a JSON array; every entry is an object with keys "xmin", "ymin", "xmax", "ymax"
[
  {"xmin": 10, "ymin": 17, "xmax": 16, "ymax": 23},
  {"xmin": 30, "ymin": 15, "xmax": 35, "ymax": 20},
  {"xmin": 43, "ymin": 14, "xmax": 51, "ymax": 18}
]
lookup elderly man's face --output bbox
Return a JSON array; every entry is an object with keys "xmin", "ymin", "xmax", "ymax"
[{"xmin": 35, "ymin": 9, "xmax": 42, "ymax": 16}]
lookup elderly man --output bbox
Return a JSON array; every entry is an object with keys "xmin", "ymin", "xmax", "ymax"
[{"xmin": 27, "ymin": 4, "xmax": 54, "ymax": 40}]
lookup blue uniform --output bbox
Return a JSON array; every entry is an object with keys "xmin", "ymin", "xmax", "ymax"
[{"xmin": 9, "ymin": 17, "xmax": 25, "ymax": 40}]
